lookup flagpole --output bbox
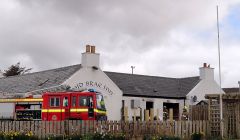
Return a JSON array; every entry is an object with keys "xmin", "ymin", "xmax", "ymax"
[{"xmin": 216, "ymin": 5, "xmax": 223, "ymax": 138}]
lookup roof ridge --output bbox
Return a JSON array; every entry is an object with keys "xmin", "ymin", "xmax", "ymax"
[
  {"xmin": 105, "ymin": 71, "xmax": 177, "ymax": 79},
  {"xmin": 105, "ymin": 71, "xmax": 199, "ymax": 79}
]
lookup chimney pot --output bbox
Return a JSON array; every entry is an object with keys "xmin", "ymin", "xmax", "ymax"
[
  {"xmin": 203, "ymin": 63, "xmax": 207, "ymax": 67},
  {"xmin": 86, "ymin": 45, "xmax": 91, "ymax": 53},
  {"xmin": 91, "ymin": 46, "xmax": 96, "ymax": 53}
]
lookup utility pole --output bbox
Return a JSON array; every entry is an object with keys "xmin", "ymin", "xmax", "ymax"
[
  {"xmin": 238, "ymin": 81, "xmax": 240, "ymax": 93},
  {"xmin": 131, "ymin": 66, "xmax": 135, "ymax": 74},
  {"xmin": 217, "ymin": 5, "xmax": 223, "ymax": 138}
]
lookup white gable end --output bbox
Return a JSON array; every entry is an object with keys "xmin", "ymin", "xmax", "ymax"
[
  {"xmin": 187, "ymin": 79, "xmax": 224, "ymax": 105},
  {"xmin": 186, "ymin": 63, "xmax": 225, "ymax": 105},
  {"xmin": 62, "ymin": 67, "xmax": 123, "ymax": 120}
]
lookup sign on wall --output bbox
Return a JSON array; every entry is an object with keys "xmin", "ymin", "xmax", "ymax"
[{"xmin": 74, "ymin": 81, "xmax": 114, "ymax": 95}]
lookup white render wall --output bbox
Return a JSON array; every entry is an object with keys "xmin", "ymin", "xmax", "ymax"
[
  {"xmin": 0, "ymin": 71, "xmax": 3, "ymax": 78},
  {"xmin": 122, "ymin": 96, "xmax": 185, "ymax": 121},
  {"xmin": 0, "ymin": 103, "xmax": 15, "ymax": 119},
  {"xmin": 62, "ymin": 67, "xmax": 123, "ymax": 120},
  {"xmin": 186, "ymin": 79, "xmax": 224, "ymax": 105},
  {"xmin": 186, "ymin": 65, "xmax": 225, "ymax": 105}
]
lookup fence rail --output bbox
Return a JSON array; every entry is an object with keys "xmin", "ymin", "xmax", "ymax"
[{"xmin": 0, "ymin": 120, "xmax": 210, "ymax": 139}]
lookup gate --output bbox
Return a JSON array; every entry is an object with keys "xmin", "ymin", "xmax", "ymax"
[{"xmin": 206, "ymin": 93, "xmax": 240, "ymax": 139}]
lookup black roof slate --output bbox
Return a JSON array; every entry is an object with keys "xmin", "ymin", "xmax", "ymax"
[
  {"xmin": 105, "ymin": 72, "xmax": 200, "ymax": 98},
  {"xmin": 0, "ymin": 64, "xmax": 200, "ymax": 98}
]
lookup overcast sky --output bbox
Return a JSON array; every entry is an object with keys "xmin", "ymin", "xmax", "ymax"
[{"xmin": 0, "ymin": 0, "xmax": 240, "ymax": 88}]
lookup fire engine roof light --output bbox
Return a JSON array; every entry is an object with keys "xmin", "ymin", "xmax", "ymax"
[{"xmin": 88, "ymin": 89, "xmax": 96, "ymax": 92}]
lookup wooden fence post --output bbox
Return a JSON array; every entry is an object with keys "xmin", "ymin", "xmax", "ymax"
[
  {"xmin": 156, "ymin": 109, "xmax": 160, "ymax": 120},
  {"xmin": 133, "ymin": 108, "xmax": 136, "ymax": 122},
  {"xmin": 150, "ymin": 108, "xmax": 154, "ymax": 121},
  {"xmin": 144, "ymin": 110, "xmax": 149, "ymax": 121},
  {"xmin": 124, "ymin": 107, "xmax": 128, "ymax": 121}
]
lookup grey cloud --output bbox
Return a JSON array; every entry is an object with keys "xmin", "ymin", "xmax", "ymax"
[{"xmin": 0, "ymin": 0, "xmax": 240, "ymax": 88}]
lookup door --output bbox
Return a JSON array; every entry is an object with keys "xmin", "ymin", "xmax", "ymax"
[
  {"xmin": 163, "ymin": 102, "xmax": 179, "ymax": 120},
  {"xmin": 48, "ymin": 96, "xmax": 61, "ymax": 121},
  {"xmin": 87, "ymin": 96, "xmax": 94, "ymax": 119},
  {"xmin": 70, "ymin": 95, "xmax": 77, "ymax": 119},
  {"xmin": 78, "ymin": 95, "xmax": 94, "ymax": 120},
  {"xmin": 62, "ymin": 95, "xmax": 70, "ymax": 120},
  {"xmin": 145, "ymin": 101, "xmax": 154, "ymax": 120}
]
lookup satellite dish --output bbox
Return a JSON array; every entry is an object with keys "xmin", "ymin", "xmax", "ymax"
[{"xmin": 192, "ymin": 96, "xmax": 197, "ymax": 102}]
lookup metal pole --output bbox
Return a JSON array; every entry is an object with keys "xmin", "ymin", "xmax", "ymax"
[
  {"xmin": 238, "ymin": 81, "xmax": 240, "ymax": 93},
  {"xmin": 217, "ymin": 5, "xmax": 223, "ymax": 138},
  {"xmin": 131, "ymin": 66, "xmax": 135, "ymax": 74}
]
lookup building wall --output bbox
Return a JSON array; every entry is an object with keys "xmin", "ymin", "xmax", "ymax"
[
  {"xmin": 62, "ymin": 67, "xmax": 123, "ymax": 120},
  {"xmin": 122, "ymin": 96, "xmax": 185, "ymax": 121},
  {"xmin": 186, "ymin": 79, "xmax": 224, "ymax": 105},
  {"xmin": 0, "ymin": 103, "xmax": 14, "ymax": 119},
  {"xmin": 186, "ymin": 64, "xmax": 225, "ymax": 105},
  {"xmin": 0, "ymin": 71, "xmax": 3, "ymax": 78}
]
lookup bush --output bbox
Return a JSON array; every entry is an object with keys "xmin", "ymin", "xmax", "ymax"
[
  {"xmin": 91, "ymin": 133, "xmax": 125, "ymax": 140},
  {"xmin": 44, "ymin": 133, "xmax": 125, "ymax": 140},
  {"xmin": 143, "ymin": 135, "xmax": 180, "ymax": 140},
  {"xmin": 0, "ymin": 131, "xmax": 38, "ymax": 140},
  {"xmin": 191, "ymin": 132, "xmax": 204, "ymax": 140},
  {"xmin": 204, "ymin": 136, "xmax": 222, "ymax": 140}
]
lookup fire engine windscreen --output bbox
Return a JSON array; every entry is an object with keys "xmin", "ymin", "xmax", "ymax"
[{"xmin": 96, "ymin": 94, "xmax": 106, "ymax": 110}]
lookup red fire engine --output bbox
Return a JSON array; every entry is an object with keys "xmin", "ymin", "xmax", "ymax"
[
  {"xmin": 0, "ymin": 90, "xmax": 107, "ymax": 121},
  {"xmin": 42, "ymin": 90, "xmax": 107, "ymax": 121}
]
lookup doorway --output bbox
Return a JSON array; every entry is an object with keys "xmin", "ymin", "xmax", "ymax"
[
  {"xmin": 145, "ymin": 101, "xmax": 154, "ymax": 120},
  {"xmin": 163, "ymin": 102, "xmax": 179, "ymax": 120},
  {"xmin": 146, "ymin": 101, "xmax": 154, "ymax": 110}
]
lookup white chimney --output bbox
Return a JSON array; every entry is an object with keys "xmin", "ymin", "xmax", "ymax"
[
  {"xmin": 81, "ymin": 45, "xmax": 100, "ymax": 68},
  {"xmin": 199, "ymin": 63, "xmax": 214, "ymax": 80},
  {"xmin": 0, "ymin": 71, "xmax": 3, "ymax": 78}
]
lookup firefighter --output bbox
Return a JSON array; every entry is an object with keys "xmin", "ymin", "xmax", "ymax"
[
  {"xmin": 63, "ymin": 97, "xmax": 68, "ymax": 107},
  {"xmin": 100, "ymin": 98, "xmax": 105, "ymax": 109}
]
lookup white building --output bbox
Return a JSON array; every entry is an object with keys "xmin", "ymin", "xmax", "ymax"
[
  {"xmin": 0, "ymin": 71, "xmax": 3, "ymax": 78},
  {"xmin": 118, "ymin": 63, "xmax": 224, "ymax": 120},
  {"xmin": 0, "ymin": 45, "xmax": 224, "ymax": 120}
]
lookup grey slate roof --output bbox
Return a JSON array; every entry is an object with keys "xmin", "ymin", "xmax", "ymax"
[
  {"xmin": 0, "ymin": 64, "xmax": 200, "ymax": 98},
  {"xmin": 223, "ymin": 88, "xmax": 239, "ymax": 93},
  {"xmin": 0, "ymin": 64, "xmax": 81, "ymax": 93},
  {"xmin": 105, "ymin": 72, "xmax": 200, "ymax": 98}
]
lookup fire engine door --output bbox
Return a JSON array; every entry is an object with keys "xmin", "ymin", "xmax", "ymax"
[
  {"xmin": 63, "ymin": 96, "xmax": 70, "ymax": 119},
  {"xmin": 88, "ymin": 96, "xmax": 94, "ymax": 118}
]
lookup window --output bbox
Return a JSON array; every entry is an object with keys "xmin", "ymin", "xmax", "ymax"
[
  {"xmin": 50, "ymin": 98, "xmax": 55, "ymax": 107},
  {"xmin": 79, "ymin": 96, "xmax": 93, "ymax": 107},
  {"xmin": 96, "ymin": 94, "xmax": 106, "ymax": 110},
  {"xmin": 79, "ymin": 96, "xmax": 88, "ymax": 106},
  {"xmin": 56, "ymin": 98, "xmax": 60, "ymax": 106},
  {"xmin": 49, "ymin": 97, "xmax": 60, "ymax": 107},
  {"xmin": 72, "ymin": 96, "xmax": 76, "ymax": 107}
]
